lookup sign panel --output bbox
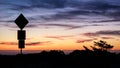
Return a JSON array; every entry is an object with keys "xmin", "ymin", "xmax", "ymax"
[
  {"xmin": 15, "ymin": 14, "xmax": 29, "ymax": 54},
  {"xmin": 17, "ymin": 30, "xmax": 26, "ymax": 40},
  {"xmin": 19, "ymin": 40, "xmax": 25, "ymax": 48},
  {"xmin": 15, "ymin": 14, "xmax": 28, "ymax": 30}
]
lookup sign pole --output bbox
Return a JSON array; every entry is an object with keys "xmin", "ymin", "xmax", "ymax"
[
  {"xmin": 15, "ymin": 14, "xmax": 29, "ymax": 54},
  {"xmin": 20, "ymin": 48, "xmax": 22, "ymax": 54}
]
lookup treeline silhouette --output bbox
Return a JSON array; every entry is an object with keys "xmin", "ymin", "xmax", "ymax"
[{"xmin": 0, "ymin": 40, "xmax": 120, "ymax": 68}]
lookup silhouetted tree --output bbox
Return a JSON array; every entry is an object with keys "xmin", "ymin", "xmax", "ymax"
[
  {"xmin": 83, "ymin": 40, "xmax": 114, "ymax": 52},
  {"xmin": 83, "ymin": 46, "xmax": 91, "ymax": 51},
  {"xmin": 91, "ymin": 40, "xmax": 114, "ymax": 52}
]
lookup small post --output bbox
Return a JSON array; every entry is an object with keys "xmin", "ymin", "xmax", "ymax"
[{"xmin": 20, "ymin": 48, "xmax": 22, "ymax": 54}]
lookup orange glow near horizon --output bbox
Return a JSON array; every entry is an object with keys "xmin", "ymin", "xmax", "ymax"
[
  {"xmin": 0, "ymin": 38, "xmax": 120, "ymax": 50},
  {"xmin": 0, "ymin": 19, "xmax": 120, "ymax": 53}
]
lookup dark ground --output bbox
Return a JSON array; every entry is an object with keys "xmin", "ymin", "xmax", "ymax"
[{"xmin": 0, "ymin": 50, "xmax": 120, "ymax": 68}]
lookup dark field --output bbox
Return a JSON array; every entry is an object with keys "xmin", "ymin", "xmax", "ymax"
[{"xmin": 0, "ymin": 50, "xmax": 120, "ymax": 68}]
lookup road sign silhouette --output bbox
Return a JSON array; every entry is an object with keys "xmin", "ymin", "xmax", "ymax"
[
  {"xmin": 19, "ymin": 40, "xmax": 25, "ymax": 48},
  {"xmin": 17, "ymin": 30, "xmax": 26, "ymax": 40},
  {"xmin": 15, "ymin": 14, "xmax": 28, "ymax": 30},
  {"xmin": 15, "ymin": 14, "xmax": 29, "ymax": 54}
]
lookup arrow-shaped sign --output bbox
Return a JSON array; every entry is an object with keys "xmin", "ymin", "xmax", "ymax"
[{"xmin": 15, "ymin": 14, "xmax": 29, "ymax": 30}]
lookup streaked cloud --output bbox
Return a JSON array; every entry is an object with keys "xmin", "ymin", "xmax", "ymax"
[
  {"xmin": 100, "ymin": 36, "xmax": 114, "ymax": 39},
  {"xmin": 80, "ymin": 30, "xmax": 119, "ymax": 42},
  {"xmin": 76, "ymin": 38, "xmax": 97, "ymax": 43},
  {"xmin": 82, "ymin": 33, "xmax": 99, "ymax": 37},
  {"xmin": 45, "ymin": 36, "xmax": 64, "ymax": 40},
  {"xmin": 0, "ymin": 23, "xmax": 85, "ymax": 30},
  {"xmin": 0, "ymin": 42, "xmax": 17, "ymax": 45},
  {"xmin": 91, "ymin": 19, "xmax": 120, "ymax": 23},
  {"xmin": 0, "ymin": 41, "xmax": 51, "ymax": 46},
  {"xmin": 82, "ymin": 30, "xmax": 120, "ymax": 37},
  {"xmin": 39, "ymin": 23, "xmax": 84, "ymax": 29},
  {"xmin": 96, "ymin": 30, "xmax": 120, "ymax": 36},
  {"xmin": 77, "ymin": 30, "xmax": 117, "ymax": 43},
  {"xmin": 45, "ymin": 35, "xmax": 74, "ymax": 40},
  {"xmin": 26, "ymin": 42, "xmax": 42, "ymax": 46},
  {"xmin": 0, "ymin": 0, "xmax": 120, "ymax": 24}
]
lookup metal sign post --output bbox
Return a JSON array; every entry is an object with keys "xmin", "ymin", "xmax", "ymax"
[{"xmin": 15, "ymin": 14, "xmax": 29, "ymax": 54}]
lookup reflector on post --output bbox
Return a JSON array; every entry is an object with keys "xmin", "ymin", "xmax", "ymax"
[
  {"xmin": 19, "ymin": 40, "xmax": 25, "ymax": 48},
  {"xmin": 17, "ymin": 30, "xmax": 26, "ymax": 40}
]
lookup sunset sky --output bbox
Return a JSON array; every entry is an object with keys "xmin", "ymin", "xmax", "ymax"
[{"xmin": 0, "ymin": 0, "xmax": 120, "ymax": 54}]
